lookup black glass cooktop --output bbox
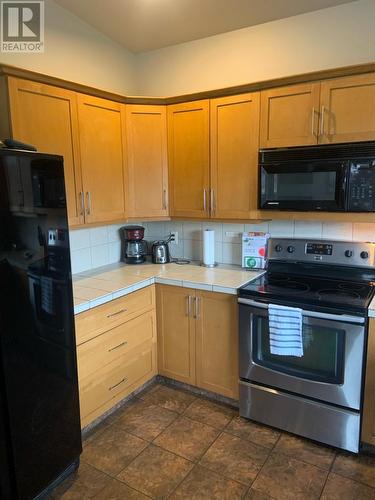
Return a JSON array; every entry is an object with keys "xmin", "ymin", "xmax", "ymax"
[{"xmin": 239, "ymin": 262, "xmax": 375, "ymax": 314}]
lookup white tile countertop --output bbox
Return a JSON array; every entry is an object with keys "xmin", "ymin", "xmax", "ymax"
[{"xmin": 73, "ymin": 261, "xmax": 265, "ymax": 315}]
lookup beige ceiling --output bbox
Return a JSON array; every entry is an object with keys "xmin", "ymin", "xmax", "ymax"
[{"xmin": 54, "ymin": 0, "xmax": 357, "ymax": 53}]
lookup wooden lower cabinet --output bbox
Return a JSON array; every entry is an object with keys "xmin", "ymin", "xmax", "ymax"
[
  {"xmin": 362, "ymin": 318, "xmax": 375, "ymax": 446},
  {"xmin": 156, "ymin": 285, "xmax": 196, "ymax": 385},
  {"xmin": 195, "ymin": 291, "xmax": 238, "ymax": 399},
  {"xmin": 75, "ymin": 286, "xmax": 157, "ymax": 428},
  {"xmin": 156, "ymin": 284, "xmax": 239, "ymax": 399}
]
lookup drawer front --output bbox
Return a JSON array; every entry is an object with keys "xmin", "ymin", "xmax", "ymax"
[
  {"xmin": 79, "ymin": 344, "xmax": 155, "ymax": 420},
  {"xmin": 75, "ymin": 285, "xmax": 155, "ymax": 345},
  {"xmin": 77, "ymin": 310, "xmax": 156, "ymax": 380}
]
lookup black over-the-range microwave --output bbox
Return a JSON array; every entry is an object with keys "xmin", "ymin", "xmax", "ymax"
[{"xmin": 259, "ymin": 141, "xmax": 375, "ymax": 212}]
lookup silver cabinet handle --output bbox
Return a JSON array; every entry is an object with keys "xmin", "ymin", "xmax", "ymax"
[
  {"xmin": 108, "ymin": 377, "xmax": 128, "ymax": 391},
  {"xmin": 108, "ymin": 340, "xmax": 128, "ymax": 352},
  {"xmin": 203, "ymin": 189, "xmax": 207, "ymax": 212},
  {"xmin": 162, "ymin": 188, "xmax": 167, "ymax": 210},
  {"xmin": 107, "ymin": 308, "xmax": 127, "ymax": 318},
  {"xmin": 194, "ymin": 297, "xmax": 200, "ymax": 319},
  {"xmin": 79, "ymin": 191, "xmax": 85, "ymax": 215},
  {"xmin": 311, "ymin": 107, "xmax": 316, "ymax": 137},
  {"xmin": 320, "ymin": 105, "xmax": 325, "ymax": 136},
  {"xmin": 86, "ymin": 191, "xmax": 91, "ymax": 215},
  {"xmin": 186, "ymin": 295, "xmax": 191, "ymax": 316},
  {"xmin": 210, "ymin": 189, "xmax": 215, "ymax": 215}
]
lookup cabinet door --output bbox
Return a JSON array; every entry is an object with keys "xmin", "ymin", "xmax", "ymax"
[
  {"xmin": 320, "ymin": 73, "xmax": 375, "ymax": 144},
  {"xmin": 210, "ymin": 93, "xmax": 260, "ymax": 219},
  {"xmin": 126, "ymin": 105, "xmax": 168, "ymax": 218},
  {"xmin": 362, "ymin": 319, "xmax": 375, "ymax": 446},
  {"xmin": 156, "ymin": 285, "xmax": 196, "ymax": 385},
  {"xmin": 168, "ymin": 100, "xmax": 210, "ymax": 218},
  {"xmin": 260, "ymin": 83, "xmax": 320, "ymax": 148},
  {"xmin": 195, "ymin": 291, "xmax": 238, "ymax": 399},
  {"xmin": 7, "ymin": 77, "xmax": 83, "ymax": 226},
  {"xmin": 77, "ymin": 94, "xmax": 126, "ymax": 224}
]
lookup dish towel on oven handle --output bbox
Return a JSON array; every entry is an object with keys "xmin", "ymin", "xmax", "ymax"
[{"xmin": 268, "ymin": 303, "xmax": 303, "ymax": 357}]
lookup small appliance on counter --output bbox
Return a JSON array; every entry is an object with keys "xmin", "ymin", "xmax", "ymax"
[
  {"xmin": 121, "ymin": 225, "xmax": 147, "ymax": 264},
  {"xmin": 152, "ymin": 239, "xmax": 171, "ymax": 264}
]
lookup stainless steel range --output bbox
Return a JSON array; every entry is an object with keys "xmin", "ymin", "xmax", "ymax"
[{"xmin": 238, "ymin": 238, "xmax": 375, "ymax": 453}]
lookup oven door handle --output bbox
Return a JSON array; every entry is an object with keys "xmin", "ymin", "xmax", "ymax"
[{"xmin": 237, "ymin": 298, "xmax": 365, "ymax": 324}]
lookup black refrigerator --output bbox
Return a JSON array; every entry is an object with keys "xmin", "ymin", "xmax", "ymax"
[{"xmin": 0, "ymin": 148, "xmax": 82, "ymax": 499}]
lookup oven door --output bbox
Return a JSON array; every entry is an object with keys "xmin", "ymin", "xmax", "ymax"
[
  {"xmin": 239, "ymin": 299, "xmax": 365, "ymax": 410},
  {"xmin": 259, "ymin": 160, "xmax": 348, "ymax": 211}
]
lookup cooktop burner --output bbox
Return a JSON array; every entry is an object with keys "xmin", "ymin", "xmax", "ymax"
[{"xmin": 239, "ymin": 262, "xmax": 375, "ymax": 314}]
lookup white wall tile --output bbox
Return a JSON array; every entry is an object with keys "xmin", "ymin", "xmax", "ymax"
[
  {"xmin": 222, "ymin": 242, "xmax": 241, "ymax": 265},
  {"xmin": 165, "ymin": 221, "xmax": 184, "ymax": 235},
  {"xmin": 222, "ymin": 223, "xmax": 245, "ymax": 243},
  {"xmin": 169, "ymin": 241, "xmax": 184, "ymax": 259},
  {"xmin": 91, "ymin": 244, "xmax": 109, "ymax": 268},
  {"xmin": 108, "ymin": 241, "xmax": 122, "ymax": 263},
  {"xmin": 268, "ymin": 220, "xmax": 295, "ymax": 237},
  {"xmin": 294, "ymin": 221, "xmax": 322, "ymax": 239},
  {"xmin": 70, "ymin": 248, "xmax": 92, "ymax": 274},
  {"xmin": 146, "ymin": 222, "xmax": 166, "ymax": 239},
  {"xmin": 183, "ymin": 239, "xmax": 202, "ymax": 261},
  {"xmin": 322, "ymin": 222, "xmax": 353, "ymax": 241},
  {"xmin": 89, "ymin": 226, "xmax": 108, "ymax": 246},
  {"xmin": 244, "ymin": 222, "xmax": 270, "ymax": 233},
  {"xmin": 107, "ymin": 223, "xmax": 123, "ymax": 243},
  {"xmin": 183, "ymin": 222, "xmax": 203, "ymax": 241},
  {"xmin": 69, "ymin": 228, "xmax": 90, "ymax": 250},
  {"xmin": 215, "ymin": 241, "xmax": 223, "ymax": 264},
  {"xmin": 352, "ymin": 223, "xmax": 375, "ymax": 242}
]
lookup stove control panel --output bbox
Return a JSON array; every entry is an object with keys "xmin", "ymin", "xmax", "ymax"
[
  {"xmin": 268, "ymin": 239, "xmax": 375, "ymax": 267},
  {"xmin": 306, "ymin": 243, "xmax": 333, "ymax": 256}
]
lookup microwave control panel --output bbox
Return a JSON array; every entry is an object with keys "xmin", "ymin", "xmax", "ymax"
[{"xmin": 348, "ymin": 161, "xmax": 375, "ymax": 211}]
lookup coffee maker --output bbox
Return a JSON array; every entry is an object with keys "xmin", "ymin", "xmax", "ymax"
[{"xmin": 121, "ymin": 226, "xmax": 147, "ymax": 264}]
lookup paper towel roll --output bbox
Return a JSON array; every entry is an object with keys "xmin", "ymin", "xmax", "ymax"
[{"xmin": 203, "ymin": 229, "xmax": 215, "ymax": 266}]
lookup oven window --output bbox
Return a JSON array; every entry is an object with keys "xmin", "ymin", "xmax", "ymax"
[
  {"xmin": 253, "ymin": 317, "xmax": 345, "ymax": 384},
  {"xmin": 265, "ymin": 171, "xmax": 337, "ymax": 201}
]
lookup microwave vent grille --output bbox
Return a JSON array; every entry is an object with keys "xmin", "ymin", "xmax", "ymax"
[{"xmin": 259, "ymin": 141, "xmax": 375, "ymax": 163}]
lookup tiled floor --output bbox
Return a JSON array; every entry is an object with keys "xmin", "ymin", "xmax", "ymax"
[{"xmin": 49, "ymin": 382, "xmax": 375, "ymax": 499}]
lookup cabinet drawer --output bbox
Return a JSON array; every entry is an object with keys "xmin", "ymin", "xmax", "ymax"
[
  {"xmin": 79, "ymin": 344, "xmax": 155, "ymax": 420},
  {"xmin": 75, "ymin": 285, "xmax": 155, "ymax": 344},
  {"xmin": 77, "ymin": 310, "xmax": 156, "ymax": 380}
]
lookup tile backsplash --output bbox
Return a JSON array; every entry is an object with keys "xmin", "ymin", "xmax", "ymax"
[{"xmin": 69, "ymin": 220, "xmax": 375, "ymax": 273}]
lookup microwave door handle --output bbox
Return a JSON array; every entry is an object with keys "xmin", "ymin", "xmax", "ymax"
[{"xmin": 340, "ymin": 163, "xmax": 350, "ymax": 209}]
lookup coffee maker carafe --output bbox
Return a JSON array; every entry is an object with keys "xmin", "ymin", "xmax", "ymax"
[{"xmin": 121, "ymin": 226, "xmax": 147, "ymax": 264}]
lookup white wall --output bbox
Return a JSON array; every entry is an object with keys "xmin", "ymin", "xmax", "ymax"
[
  {"xmin": 0, "ymin": 0, "xmax": 137, "ymax": 94},
  {"xmin": 136, "ymin": 0, "xmax": 375, "ymax": 96}
]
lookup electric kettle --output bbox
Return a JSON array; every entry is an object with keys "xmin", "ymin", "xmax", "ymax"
[{"xmin": 152, "ymin": 240, "xmax": 170, "ymax": 264}]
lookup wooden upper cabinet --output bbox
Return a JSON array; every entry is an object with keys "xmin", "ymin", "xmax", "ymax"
[
  {"xmin": 168, "ymin": 100, "xmax": 210, "ymax": 218},
  {"xmin": 125, "ymin": 105, "xmax": 168, "ymax": 218},
  {"xmin": 210, "ymin": 93, "xmax": 260, "ymax": 219},
  {"xmin": 195, "ymin": 291, "xmax": 238, "ymax": 399},
  {"xmin": 156, "ymin": 285, "xmax": 196, "ymax": 385},
  {"xmin": 77, "ymin": 94, "xmax": 126, "ymax": 224},
  {"xmin": 320, "ymin": 73, "xmax": 375, "ymax": 144},
  {"xmin": 7, "ymin": 77, "xmax": 83, "ymax": 226},
  {"xmin": 260, "ymin": 83, "xmax": 321, "ymax": 148}
]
